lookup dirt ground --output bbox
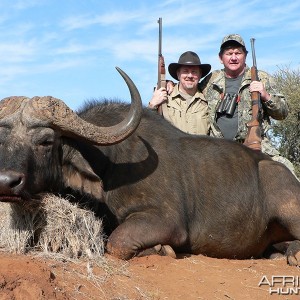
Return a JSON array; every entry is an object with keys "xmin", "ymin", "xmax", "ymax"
[{"xmin": 1, "ymin": 251, "xmax": 300, "ymax": 300}]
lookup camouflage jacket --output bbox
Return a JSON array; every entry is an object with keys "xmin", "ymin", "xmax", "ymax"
[{"xmin": 199, "ymin": 66, "xmax": 289, "ymax": 156}]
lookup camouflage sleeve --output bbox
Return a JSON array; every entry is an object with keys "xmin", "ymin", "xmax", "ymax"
[
  {"xmin": 198, "ymin": 73, "xmax": 212, "ymax": 96},
  {"xmin": 259, "ymin": 71, "xmax": 289, "ymax": 120},
  {"xmin": 199, "ymin": 72, "xmax": 222, "ymax": 98}
]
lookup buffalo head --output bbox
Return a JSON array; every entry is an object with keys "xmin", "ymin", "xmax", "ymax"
[{"xmin": 0, "ymin": 67, "xmax": 142, "ymax": 202}]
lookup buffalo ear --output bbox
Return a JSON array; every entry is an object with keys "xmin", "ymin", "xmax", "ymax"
[{"xmin": 61, "ymin": 145, "xmax": 104, "ymax": 200}]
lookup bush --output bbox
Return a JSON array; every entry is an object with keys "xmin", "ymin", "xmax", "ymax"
[{"xmin": 272, "ymin": 67, "xmax": 300, "ymax": 179}]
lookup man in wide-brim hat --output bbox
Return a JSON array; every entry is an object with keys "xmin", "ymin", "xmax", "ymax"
[
  {"xmin": 168, "ymin": 51, "xmax": 211, "ymax": 81},
  {"xmin": 148, "ymin": 51, "xmax": 211, "ymax": 135}
]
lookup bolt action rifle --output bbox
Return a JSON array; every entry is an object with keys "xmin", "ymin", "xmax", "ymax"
[
  {"xmin": 156, "ymin": 17, "xmax": 166, "ymax": 115},
  {"xmin": 243, "ymin": 38, "xmax": 262, "ymax": 151}
]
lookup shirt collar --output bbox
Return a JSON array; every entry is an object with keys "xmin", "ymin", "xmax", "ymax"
[{"xmin": 170, "ymin": 83, "xmax": 205, "ymax": 101}]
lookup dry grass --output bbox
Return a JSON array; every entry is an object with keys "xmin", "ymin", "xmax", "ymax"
[
  {"xmin": 0, "ymin": 195, "xmax": 158, "ymax": 299},
  {"xmin": 0, "ymin": 194, "xmax": 105, "ymax": 259}
]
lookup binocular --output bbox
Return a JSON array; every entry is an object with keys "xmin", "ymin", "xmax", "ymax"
[{"xmin": 216, "ymin": 93, "xmax": 238, "ymax": 116}]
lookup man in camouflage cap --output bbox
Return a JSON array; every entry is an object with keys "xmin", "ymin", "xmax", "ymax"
[{"xmin": 199, "ymin": 33, "xmax": 295, "ymax": 173}]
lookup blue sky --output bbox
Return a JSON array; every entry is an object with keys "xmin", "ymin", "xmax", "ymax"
[{"xmin": 0, "ymin": 0, "xmax": 299, "ymax": 110}]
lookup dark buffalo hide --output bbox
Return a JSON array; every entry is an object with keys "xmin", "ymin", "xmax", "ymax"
[{"xmin": 0, "ymin": 95, "xmax": 299, "ymax": 264}]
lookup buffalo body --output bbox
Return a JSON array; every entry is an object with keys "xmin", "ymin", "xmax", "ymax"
[{"xmin": 0, "ymin": 70, "xmax": 299, "ymax": 263}]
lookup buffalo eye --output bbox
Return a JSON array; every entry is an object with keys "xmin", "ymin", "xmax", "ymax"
[
  {"xmin": 38, "ymin": 138, "xmax": 54, "ymax": 147},
  {"xmin": 31, "ymin": 128, "xmax": 56, "ymax": 148}
]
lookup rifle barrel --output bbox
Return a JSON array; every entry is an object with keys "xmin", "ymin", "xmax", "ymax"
[
  {"xmin": 156, "ymin": 18, "xmax": 165, "ymax": 115},
  {"xmin": 250, "ymin": 38, "xmax": 257, "ymax": 68},
  {"xmin": 158, "ymin": 18, "xmax": 162, "ymax": 56}
]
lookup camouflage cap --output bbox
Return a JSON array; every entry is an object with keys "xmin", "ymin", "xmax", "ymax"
[{"xmin": 220, "ymin": 34, "xmax": 245, "ymax": 48}]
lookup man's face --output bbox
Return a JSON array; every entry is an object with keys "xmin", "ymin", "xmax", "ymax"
[
  {"xmin": 177, "ymin": 66, "xmax": 201, "ymax": 91},
  {"xmin": 219, "ymin": 47, "xmax": 246, "ymax": 77}
]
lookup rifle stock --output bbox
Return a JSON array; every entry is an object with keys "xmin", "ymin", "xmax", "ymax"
[
  {"xmin": 243, "ymin": 38, "xmax": 262, "ymax": 151},
  {"xmin": 157, "ymin": 17, "xmax": 166, "ymax": 115}
]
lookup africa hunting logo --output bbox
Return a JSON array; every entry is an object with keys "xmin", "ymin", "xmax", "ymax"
[{"xmin": 258, "ymin": 275, "xmax": 300, "ymax": 295}]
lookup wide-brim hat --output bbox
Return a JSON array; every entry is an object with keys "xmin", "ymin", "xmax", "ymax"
[{"xmin": 168, "ymin": 51, "xmax": 211, "ymax": 81}]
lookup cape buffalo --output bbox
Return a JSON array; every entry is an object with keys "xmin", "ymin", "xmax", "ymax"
[{"xmin": 0, "ymin": 67, "xmax": 299, "ymax": 265}]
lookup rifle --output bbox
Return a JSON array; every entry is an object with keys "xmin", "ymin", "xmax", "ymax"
[
  {"xmin": 157, "ymin": 17, "xmax": 166, "ymax": 115},
  {"xmin": 243, "ymin": 38, "xmax": 262, "ymax": 151}
]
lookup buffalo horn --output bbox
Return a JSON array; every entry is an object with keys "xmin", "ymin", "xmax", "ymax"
[{"xmin": 30, "ymin": 67, "xmax": 143, "ymax": 145}]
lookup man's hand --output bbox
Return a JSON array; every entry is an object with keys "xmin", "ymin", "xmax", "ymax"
[
  {"xmin": 148, "ymin": 87, "xmax": 167, "ymax": 109},
  {"xmin": 249, "ymin": 81, "xmax": 271, "ymax": 102},
  {"xmin": 166, "ymin": 80, "xmax": 175, "ymax": 95}
]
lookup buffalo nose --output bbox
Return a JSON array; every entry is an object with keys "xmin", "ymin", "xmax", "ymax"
[{"xmin": 0, "ymin": 171, "xmax": 25, "ymax": 195}]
